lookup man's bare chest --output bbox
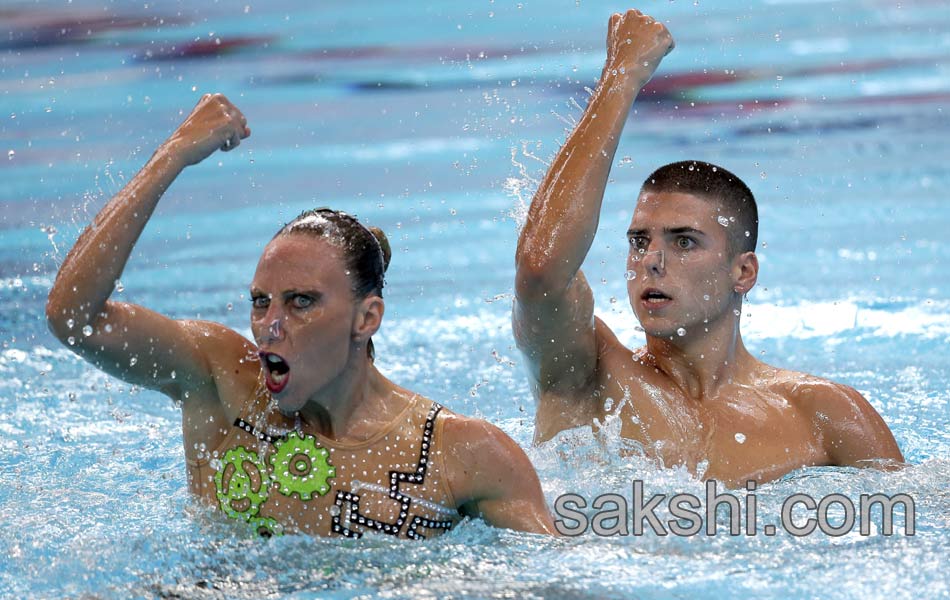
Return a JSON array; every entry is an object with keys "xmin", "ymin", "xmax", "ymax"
[{"xmin": 594, "ymin": 367, "xmax": 830, "ymax": 485}]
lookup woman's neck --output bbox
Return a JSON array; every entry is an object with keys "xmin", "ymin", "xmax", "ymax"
[{"xmin": 295, "ymin": 352, "xmax": 408, "ymax": 442}]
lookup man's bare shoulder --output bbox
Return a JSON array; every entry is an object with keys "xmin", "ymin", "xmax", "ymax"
[
  {"xmin": 592, "ymin": 317, "xmax": 659, "ymax": 380},
  {"xmin": 759, "ymin": 365, "xmax": 864, "ymax": 416},
  {"xmin": 755, "ymin": 363, "xmax": 903, "ymax": 463}
]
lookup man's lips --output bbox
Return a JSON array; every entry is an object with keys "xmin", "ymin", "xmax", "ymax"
[
  {"xmin": 259, "ymin": 351, "xmax": 290, "ymax": 393},
  {"xmin": 640, "ymin": 288, "xmax": 673, "ymax": 308}
]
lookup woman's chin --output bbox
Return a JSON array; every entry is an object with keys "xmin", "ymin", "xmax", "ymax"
[{"xmin": 274, "ymin": 391, "xmax": 306, "ymax": 415}]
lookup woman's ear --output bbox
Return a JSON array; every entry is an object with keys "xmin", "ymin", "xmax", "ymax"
[
  {"xmin": 732, "ymin": 251, "xmax": 759, "ymax": 295},
  {"xmin": 352, "ymin": 296, "xmax": 384, "ymax": 343}
]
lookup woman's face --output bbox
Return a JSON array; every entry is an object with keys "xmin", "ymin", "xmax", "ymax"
[{"xmin": 249, "ymin": 233, "xmax": 365, "ymax": 414}]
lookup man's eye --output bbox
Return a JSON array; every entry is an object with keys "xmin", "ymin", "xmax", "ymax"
[
  {"xmin": 629, "ymin": 237, "xmax": 648, "ymax": 250},
  {"xmin": 676, "ymin": 237, "xmax": 695, "ymax": 249},
  {"xmin": 292, "ymin": 295, "xmax": 313, "ymax": 309},
  {"xmin": 251, "ymin": 296, "xmax": 269, "ymax": 309}
]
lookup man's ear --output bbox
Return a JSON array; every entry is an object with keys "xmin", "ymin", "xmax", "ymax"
[
  {"xmin": 732, "ymin": 251, "xmax": 758, "ymax": 294},
  {"xmin": 352, "ymin": 295, "xmax": 384, "ymax": 343}
]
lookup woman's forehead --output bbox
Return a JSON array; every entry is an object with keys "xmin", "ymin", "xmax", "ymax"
[{"xmin": 253, "ymin": 234, "xmax": 348, "ymax": 286}]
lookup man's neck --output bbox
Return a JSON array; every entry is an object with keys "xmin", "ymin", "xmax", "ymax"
[{"xmin": 644, "ymin": 311, "xmax": 754, "ymax": 401}]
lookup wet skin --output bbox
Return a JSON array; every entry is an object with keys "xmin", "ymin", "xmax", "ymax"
[
  {"xmin": 525, "ymin": 191, "xmax": 903, "ymax": 487},
  {"xmin": 45, "ymin": 93, "xmax": 558, "ymax": 536},
  {"xmin": 513, "ymin": 10, "xmax": 902, "ymax": 486}
]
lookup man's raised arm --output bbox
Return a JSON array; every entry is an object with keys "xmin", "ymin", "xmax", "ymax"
[{"xmin": 513, "ymin": 10, "xmax": 674, "ymax": 396}]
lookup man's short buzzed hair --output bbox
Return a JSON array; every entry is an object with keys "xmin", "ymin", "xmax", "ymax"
[{"xmin": 640, "ymin": 160, "xmax": 758, "ymax": 254}]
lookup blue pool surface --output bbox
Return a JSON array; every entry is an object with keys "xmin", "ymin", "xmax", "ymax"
[{"xmin": 2, "ymin": 1, "xmax": 949, "ymax": 598}]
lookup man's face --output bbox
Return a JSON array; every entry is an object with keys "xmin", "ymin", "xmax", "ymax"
[{"xmin": 626, "ymin": 191, "xmax": 740, "ymax": 339}]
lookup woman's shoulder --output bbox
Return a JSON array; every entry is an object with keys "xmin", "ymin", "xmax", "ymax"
[{"xmin": 179, "ymin": 319, "xmax": 261, "ymax": 410}]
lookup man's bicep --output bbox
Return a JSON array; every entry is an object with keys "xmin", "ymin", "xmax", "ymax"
[{"xmin": 512, "ymin": 269, "xmax": 598, "ymax": 392}]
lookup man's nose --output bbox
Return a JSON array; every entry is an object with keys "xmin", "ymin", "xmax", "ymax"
[{"xmin": 639, "ymin": 247, "xmax": 665, "ymax": 274}]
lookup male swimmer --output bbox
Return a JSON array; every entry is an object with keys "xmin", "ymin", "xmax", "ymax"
[
  {"xmin": 513, "ymin": 9, "xmax": 903, "ymax": 486},
  {"xmin": 47, "ymin": 94, "xmax": 557, "ymax": 538}
]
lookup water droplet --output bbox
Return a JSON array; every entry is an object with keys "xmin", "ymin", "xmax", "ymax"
[
  {"xmin": 226, "ymin": 302, "xmax": 233, "ymax": 311},
  {"xmin": 129, "ymin": 357, "xmax": 138, "ymax": 366},
  {"xmin": 703, "ymin": 294, "xmax": 710, "ymax": 301},
  {"xmin": 7, "ymin": 150, "xmax": 14, "ymax": 160},
  {"xmin": 717, "ymin": 216, "xmax": 730, "ymax": 227},
  {"xmin": 66, "ymin": 318, "xmax": 75, "ymax": 329},
  {"xmin": 609, "ymin": 296, "xmax": 617, "ymax": 304},
  {"xmin": 81, "ymin": 325, "xmax": 93, "ymax": 337},
  {"xmin": 744, "ymin": 230, "xmax": 750, "ymax": 237},
  {"xmin": 624, "ymin": 270, "xmax": 636, "ymax": 281},
  {"xmin": 104, "ymin": 324, "xmax": 113, "ymax": 333},
  {"xmin": 676, "ymin": 327, "xmax": 687, "ymax": 337},
  {"xmin": 735, "ymin": 432, "xmax": 746, "ymax": 444},
  {"xmin": 733, "ymin": 309, "xmax": 741, "ymax": 316},
  {"xmin": 68, "ymin": 392, "xmax": 76, "ymax": 401},
  {"xmin": 114, "ymin": 280, "xmax": 125, "ymax": 292}
]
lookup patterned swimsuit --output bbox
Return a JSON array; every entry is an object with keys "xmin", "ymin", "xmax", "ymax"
[{"xmin": 187, "ymin": 388, "xmax": 461, "ymax": 539}]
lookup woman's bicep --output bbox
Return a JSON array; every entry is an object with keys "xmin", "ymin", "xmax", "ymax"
[{"xmin": 63, "ymin": 300, "xmax": 222, "ymax": 399}]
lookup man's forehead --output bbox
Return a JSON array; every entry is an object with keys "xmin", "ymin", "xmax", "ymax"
[{"xmin": 631, "ymin": 190, "xmax": 722, "ymax": 229}]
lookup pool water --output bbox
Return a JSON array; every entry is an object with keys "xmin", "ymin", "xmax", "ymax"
[{"xmin": 2, "ymin": 1, "xmax": 949, "ymax": 598}]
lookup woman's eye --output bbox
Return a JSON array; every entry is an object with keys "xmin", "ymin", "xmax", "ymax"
[
  {"xmin": 292, "ymin": 295, "xmax": 313, "ymax": 309},
  {"xmin": 251, "ymin": 296, "xmax": 269, "ymax": 309}
]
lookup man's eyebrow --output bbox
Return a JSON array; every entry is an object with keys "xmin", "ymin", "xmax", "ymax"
[
  {"xmin": 665, "ymin": 226, "xmax": 706, "ymax": 236},
  {"xmin": 626, "ymin": 226, "xmax": 707, "ymax": 236}
]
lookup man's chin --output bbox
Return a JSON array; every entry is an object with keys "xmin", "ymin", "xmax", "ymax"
[{"xmin": 636, "ymin": 319, "xmax": 683, "ymax": 340}]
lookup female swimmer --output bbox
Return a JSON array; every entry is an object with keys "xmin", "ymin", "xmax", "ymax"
[{"xmin": 46, "ymin": 94, "xmax": 556, "ymax": 538}]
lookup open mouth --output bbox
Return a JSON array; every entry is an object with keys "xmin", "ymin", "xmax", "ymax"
[
  {"xmin": 641, "ymin": 288, "xmax": 673, "ymax": 306},
  {"xmin": 259, "ymin": 351, "xmax": 290, "ymax": 394}
]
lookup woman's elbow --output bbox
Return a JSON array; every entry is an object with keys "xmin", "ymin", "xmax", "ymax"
[{"xmin": 45, "ymin": 293, "xmax": 74, "ymax": 343}]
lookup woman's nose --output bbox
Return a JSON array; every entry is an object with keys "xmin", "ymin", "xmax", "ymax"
[{"xmin": 258, "ymin": 308, "xmax": 285, "ymax": 344}]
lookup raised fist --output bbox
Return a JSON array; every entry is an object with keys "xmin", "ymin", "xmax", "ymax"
[
  {"xmin": 165, "ymin": 93, "xmax": 250, "ymax": 167},
  {"xmin": 604, "ymin": 9, "xmax": 675, "ymax": 88}
]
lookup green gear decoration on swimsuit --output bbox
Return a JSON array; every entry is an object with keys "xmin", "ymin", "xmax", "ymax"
[
  {"xmin": 249, "ymin": 516, "xmax": 284, "ymax": 538},
  {"xmin": 214, "ymin": 446, "xmax": 270, "ymax": 521},
  {"xmin": 269, "ymin": 431, "xmax": 336, "ymax": 501}
]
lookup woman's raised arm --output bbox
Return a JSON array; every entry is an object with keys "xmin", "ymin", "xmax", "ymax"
[{"xmin": 45, "ymin": 94, "xmax": 251, "ymax": 400}]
